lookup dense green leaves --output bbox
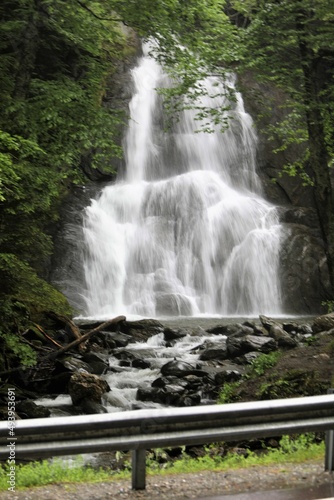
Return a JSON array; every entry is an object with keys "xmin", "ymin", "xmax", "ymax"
[
  {"xmin": 228, "ymin": 0, "xmax": 334, "ymax": 292},
  {"xmin": 230, "ymin": 0, "xmax": 334, "ymax": 161},
  {"xmin": 0, "ymin": 0, "xmax": 233, "ymax": 368},
  {"xmin": 0, "ymin": 253, "xmax": 72, "ymax": 368},
  {"xmin": 1, "ymin": 0, "xmax": 334, "ymax": 368},
  {"xmin": 0, "ymin": 0, "xmax": 131, "ymax": 367}
]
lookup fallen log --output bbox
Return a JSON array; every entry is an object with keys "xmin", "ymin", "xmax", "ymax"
[
  {"xmin": 32, "ymin": 323, "xmax": 63, "ymax": 349},
  {"xmin": 47, "ymin": 311, "xmax": 83, "ymax": 341},
  {"xmin": 53, "ymin": 315, "xmax": 126, "ymax": 357},
  {"xmin": 0, "ymin": 316, "xmax": 126, "ymax": 378}
]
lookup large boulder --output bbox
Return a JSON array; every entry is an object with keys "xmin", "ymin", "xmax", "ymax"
[
  {"xmin": 199, "ymin": 344, "xmax": 228, "ymax": 361},
  {"xmin": 226, "ymin": 336, "xmax": 245, "ymax": 358},
  {"xmin": 16, "ymin": 400, "xmax": 50, "ymax": 419},
  {"xmin": 82, "ymin": 352, "xmax": 109, "ymax": 375},
  {"xmin": 55, "ymin": 356, "xmax": 92, "ymax": 374},
  {"xmin": 161, "ymin": 359, "xmax": 202, "ymax": 377},
  {"xmin": 268, "ymin": 325, "xmax": 298, "ymax": 349},
  {"xmin": 242, "ymin": 335, "xmax": 277, "ymax": 354},
  {"xmin": 137, "ymin": 378, "xmax": 201, "ymax": 407},
  {"xmin": 120, "ymin": 319, "xmax": 164, "ymax": 342},
  {"xmin": 95, "ymin": 331, "xmax": 130, "ymax": 349},
  {"xmin": 68, "ymin": 372, "xmax": 110, "ymax": 406},
  {"xmin": 164, "ymin": 327, "xmax": 188, "ymax": 342},
  {"xmin": 155, "ymin": 292, "xmax": 193, "ymax": 316},
  {"xmin": 205, "ymin": 324, "xmax": 243, "ymax": 336},
  {"xmin": 279, "ymin": 223, "xmax": 330, "ymax": 313},
  {"xmin": 215, "ymin": 369, "xmax": 243, "ymax": 385},
  {"xmin": 312, "ymin": 313, "xmax": 334, "ymax": 333},
  {"xmin": 227, "ymin": 334, "xmax": 276, "ymax": 358}
]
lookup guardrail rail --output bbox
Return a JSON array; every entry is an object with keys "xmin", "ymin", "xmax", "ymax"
[{"xmin": 1, "ymin": 393, "xmax": 334, "ymax": 489}]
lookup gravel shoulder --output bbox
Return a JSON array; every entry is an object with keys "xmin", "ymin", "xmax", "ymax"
[{"xmin": 0, "ymin": 459, "xmax": 333, "ymax": 500}]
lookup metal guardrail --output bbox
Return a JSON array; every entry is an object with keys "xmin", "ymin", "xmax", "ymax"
[{"xmin": 1, "ymin": 394, "xmax": 334, "ymax": 489}]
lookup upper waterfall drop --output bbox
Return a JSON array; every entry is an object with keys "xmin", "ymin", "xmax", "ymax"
[
  {"xmin": 124, "ymin": 54, "xmax": 163, "ymax": 183},
  {"xmin": 82, "ymin": 47, "xmax": 283, "ymax": 318}
]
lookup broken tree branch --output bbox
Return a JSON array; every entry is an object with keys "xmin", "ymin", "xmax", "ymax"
[{"xmin": 53, "ymin": 315, "xmax": 126, "ymax": 357}]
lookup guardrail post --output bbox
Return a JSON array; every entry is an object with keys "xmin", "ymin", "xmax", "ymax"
[
  {"xmin": 325, "ymin": 389, "xmax": 334, "ymax": 471},
  {"xmin": 132, "ymin": 448, "xmax": 146, "ymax": 489}
]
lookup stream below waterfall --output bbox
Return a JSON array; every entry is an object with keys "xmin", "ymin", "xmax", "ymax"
[
  {"xmin": 36, "ymin": 319, "xmax": 231, "ymax": 415},
  {"xmin": 34, "ymin": 315, "xmax": 315, "ymax": 416}
]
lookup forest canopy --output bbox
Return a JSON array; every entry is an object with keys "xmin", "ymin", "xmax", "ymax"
[
  {"xmin": 0, "ymin": 0, "xmax": 333, "ymax": 368},
  {"xmin": 0, "ymin": 0, "xmax": 231, "ymax": 368}
]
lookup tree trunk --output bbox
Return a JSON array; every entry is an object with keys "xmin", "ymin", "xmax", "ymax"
[
  {"xmin": 296, "ymin": 10, "xmax": 334, "ymax": 296},
  {"xmin": 12, "ymin": 14, "xmax": 39, "ymax": 99},
  {"xmin": 12, "ymin": 0, "xmax": 51, "ymax": 99},
  {"xmin": 307, "ymin": 103, "xmax": 334, "ymax": 297},
  {"xmin": 303, "ymin": 61, "xmax": 334, "ymax": 299}
]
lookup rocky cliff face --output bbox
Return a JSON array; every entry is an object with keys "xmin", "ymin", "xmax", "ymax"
[{"xmin": 238, "ymin": 72, "xmax": 331, "ymax": 313}]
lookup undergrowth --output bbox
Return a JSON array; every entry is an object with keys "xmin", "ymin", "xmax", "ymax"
[
  {"xmin": 0, "ymin": 456, "xmax": 119, "ymax": 490},
  {"xmin": 0, "ymin": 434, "xmax": 325, "ymax": 490},
  {"xmin": 147, "ymin": 434, "xmax": 324, "ymax": 474},
  {"xmin": 217, "ymin": 352, "xmax": 282, "ymax": 404}
]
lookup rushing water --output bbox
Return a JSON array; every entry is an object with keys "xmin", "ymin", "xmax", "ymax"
[
  {"xmin": 81, "ymin": 46, "xmax": 283, "ymax": 319},
  {"xmin": 36, "ymin": 327, "xmax": 229, "ymax": 414}
]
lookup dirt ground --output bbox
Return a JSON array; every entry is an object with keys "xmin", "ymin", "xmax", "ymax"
[
  {"xmin": 234, "ymin": 331, "xmax": 334, "ymax": 403},
  {"xmin": 0, "ymin": 459, "xmax": 333, "ymax": 500}
]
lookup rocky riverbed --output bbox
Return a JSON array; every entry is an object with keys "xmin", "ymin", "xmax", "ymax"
[{"xmin": 2, "ymin": 312, "xmax": 334, "ymax": 421}]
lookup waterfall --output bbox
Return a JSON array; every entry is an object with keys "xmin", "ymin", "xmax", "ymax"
[{"xmin": 81, "ymin": 46, "xmax": 283, "ymax": 318}]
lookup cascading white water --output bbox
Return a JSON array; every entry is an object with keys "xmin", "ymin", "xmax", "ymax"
[{"xmin": 82, "ymin": 46, "xmax": 283, "ymax": 318}]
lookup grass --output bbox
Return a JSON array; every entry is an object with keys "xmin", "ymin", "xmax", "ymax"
[
  {"xmin": 0, "ymin": 456, "xmax": 124, "ymax": 490},
  {"xmin": 217, "ymin": 352, "xmax": 282, "ymax": 404},
  {"xmin": 147, "ymin": 434, "xmax": 324, "ymax": 475},
  {"xmin": 245, "ymin": 352, "xmax": 282, "ymax": 378},
  {"xmin": 0, "ymin": 434, "xmax": 325, "ymax": 490}
]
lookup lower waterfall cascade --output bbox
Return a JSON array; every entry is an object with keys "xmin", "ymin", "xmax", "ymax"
[{"xmin": 81, "ymin": 46, "xmax": 284, "ymax": 319}]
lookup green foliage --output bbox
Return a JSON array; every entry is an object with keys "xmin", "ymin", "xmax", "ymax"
[
  {"xmin": 0, "ymin": 0, "xmax": 134, "ymax": 360},
  {"xmin": 230, "ymin": 0, "xmax": 334, "ymax": 169},
  {"xmin": 217, "ymin": 381, "xmax": 241, "ymax": 404},
  {"xmin": 0, "ymin": 457, "xmax": 115, "ymax": 490},
  {"xmin": 257, "ymin": 379, "xmax": 292, "ymax": 400},
  {"xmin": 0, "ymin": 254, "xmax": 72, "ymax": 314},
  {"xmin": 0, "ymin": 330, "xmax": 37, "ymax": 368},
  {"xmin": 256, "ymin": 369, "xmax": 329, "ymax": 400},
  {"xmin": 217, "ymin": 352, "xmax": 281, "ymax": 404},
  {"xmin": 322, "ymin": 300, "xmax": 334, "ymax": 313},
  {"xmin": 0, "ymin": 130, "xmax": 45, "ymax": 203},
  {"xmin": 303, "ymin": 335, "xmax": 317, "ymax": 346},
  {"xmin": 278, "ymin": 433, "xmax": 317, "ymax": 455},
  {"xmin": 0, "ymin": 253, "xmax": 72, "ymax": 368},
  {"xmin": 246, "ymin": 351, "xmax": 282, "ymax": 378},
  {"xmin": 166, "ymin": 433, "xmax": 323, "ymax": 472},
  {"xmin": 146, "ymin": 448, "xmax": 172, "ymax": 471}
]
